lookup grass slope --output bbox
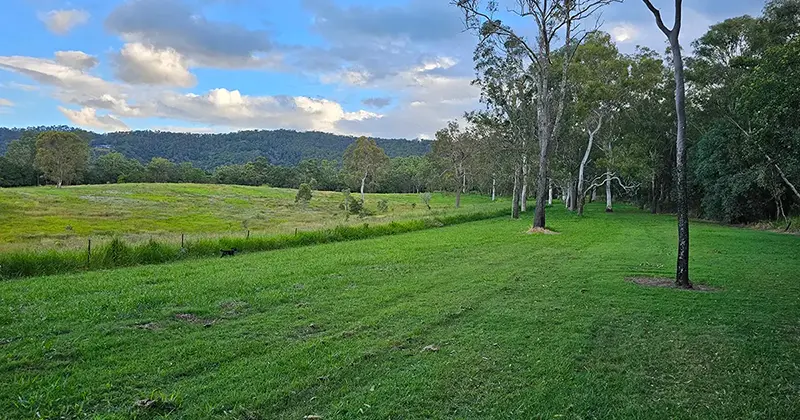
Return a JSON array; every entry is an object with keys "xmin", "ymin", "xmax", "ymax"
[
  {"xmin": 0, "ymin": 183, "xmax": 499, "ymax": 251},
  {"xmin": 1, "ymin": 204, "xmax": 798, "ymax": 419}
]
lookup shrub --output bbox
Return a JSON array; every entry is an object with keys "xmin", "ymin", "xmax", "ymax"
[
  {"xmin": 295, "ymin": 183, "xmax": 312, "ymax": 203},
  {"xmin": 377, "ymin": 199, "xmax": 389, "ymax": 213},
  {"xmin": 420, "ymin": 192, "xmax": 432, "ymax": 210},
  {"xmin": 349, "ymin": 198, "xmax": 363, "ymax": 215}
]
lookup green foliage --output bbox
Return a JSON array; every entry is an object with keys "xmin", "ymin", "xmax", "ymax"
[
  {"xmin": 343, "ymin": 137, "xmax": 390, "ymax": 195},
  {"xmin": 420, "ymin": 192, "xmax": 432, "ymax": 210},
  {"xmin": 34, "ymin": 131, "xmax": 90, "ymax": 187},
  {"xmin": 377, "ymin": 199, "xmax": 389, "ymax": 213},
  {"xmin": 296, "ymin": 183, "xmax": 313, "ymax": 203}
]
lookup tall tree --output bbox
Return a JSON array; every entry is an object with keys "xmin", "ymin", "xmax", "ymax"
[
  {"xmin": 456, "ymin": 0, "xmax": 618, "ymax": 229},
  {"xmin": 432, "ymin": 122, "xmax": 477, "ymax": 208},
  {"xmin": 343, "ymin": 137, "xmax": 390, "ymax": 202},
  {"xmin": 34, "ymin": 131, "xmax": 89, "ymax": 188},
  {"xmin": 642, "ymin": 0, "xmax": 692, "ymax": 288},
  {"xmin": 5, "ymin": 131, "xmax": 40, "ymax": 186}
]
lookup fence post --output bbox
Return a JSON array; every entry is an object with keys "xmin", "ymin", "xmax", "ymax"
[
  {"xmin": 295, "ymin": 228, "xmax": 298, "ymax": 236},
  {"xmin": 247, "ymin": 229, "xmax": 250, "ymax": 240},
  {"xmin": 87, "ymin": 238, "xmax": 92, "ymax": 267},
  {"xmin": 181, "ymin": 233, "xmax": 185, "ymax": 248}
]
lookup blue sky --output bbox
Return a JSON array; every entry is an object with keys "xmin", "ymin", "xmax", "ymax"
[{"xmin": 0, "ymin": 0, "xmax": 763, "ymax": 138}]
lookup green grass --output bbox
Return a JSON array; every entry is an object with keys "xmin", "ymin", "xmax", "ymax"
[
  {"xmin": 1, "ymin": 203, "xmax": 798, "ymax": 419},
  {"xmin": 0, "ymin": 183, "xmax": 501, "ymax": 252}
]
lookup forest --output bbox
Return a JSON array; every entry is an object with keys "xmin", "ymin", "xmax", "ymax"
[{"xmin": 1, "ymin": 0, "xmax": 798, "ymax": 229}]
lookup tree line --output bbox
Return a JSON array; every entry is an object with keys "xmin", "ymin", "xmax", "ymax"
[{"xmin": 449, "ymin": 0, "xmax": 799, "ymax": 288}]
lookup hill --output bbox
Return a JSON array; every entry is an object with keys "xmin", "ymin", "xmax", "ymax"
[
  {"xmin": 0, "ymin": 127, "xmax": 431, "ymax": 168},
  {"xmin": 1, "ymin": 205, "xmax": 798, "ymax": 418}
]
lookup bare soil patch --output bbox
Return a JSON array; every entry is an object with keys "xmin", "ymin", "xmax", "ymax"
[
  {"xmin": 174, "ymin": 313, "xmax": 215, "ymax": 327},
  {"xmin": 527, "ymin": 227, "xmax": 560, "ymax": 235},
  {"xmin": 626, "ymin": 277, "xmax": 719, "ymax": 292}
]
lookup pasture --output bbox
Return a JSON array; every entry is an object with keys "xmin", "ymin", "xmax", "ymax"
[
  {"xmin": 1, "ymin": 203, "xmax": 798, "ymax": 418},
  {"xmin": 0, "ymin": 183, "xmax": 499, "ymax": 252}
]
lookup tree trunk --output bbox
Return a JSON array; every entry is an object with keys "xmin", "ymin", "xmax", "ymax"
[
  {"xmin": 650, "ymin": 172, "xmax": 657, "ymax": 214},
  {"xmin": 670, "ymin": 33, "xmax": 691, "ymax": 288},
  {"xmin": 491, "ymin": 174, "xmax": 496, "ymax": 201},
  {"xmin": 521, "ymin": 154, "xmax": 528, "ymax": 212},
  {"xmin": 512, "ymin": 165, "xmax": 521, "ymax": 219},
  {"xmin": 605, "ymin": 170, "xmax": 613, "ymax": 212},
  {"xmin": 590, "ymin": 188, "xmax": 597, "ymax": 202},
  {"xmin": 360, "ymin": 172, "xmax": 367, "ymax": 202},
  {"xmin": 570, "ymin": 181, "xmax": 578, "ymax": 211},
  {"xmin": 548, "ymin": 180, "xmax": 553, "ymax": 206},
  {"xmin": 566, "ymin": 182, "xmax": 572, "ymax": 210},
  {"xmin": 578, "ymin": 116, "xmax": 601, "ymax": 216}
]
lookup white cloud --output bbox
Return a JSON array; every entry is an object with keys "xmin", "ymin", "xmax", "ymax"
[
  {"xmin": 610, "ymin": 23, "xmax": 640, "ymax": 43},
  {"xmin": 59, "ymin": 107, "xmax": 130, "ymax": 132},
  {"xmin": 0, "ymin": 98, "xmax": 13, "ymax": 107},
  {"xmin": 0, "ymin": 55, "xmax": 119, "ymax": 101},
  {"xmin": 55, "ymin": 51, "xmax": 99, "ymax": 70},
  {"xmin": 39, "ymin": 9, "xmax": 90, "ymax": 35},
  {"xmin": 115, "ymin": 43, "xmax": 196, "ymax": 87}
]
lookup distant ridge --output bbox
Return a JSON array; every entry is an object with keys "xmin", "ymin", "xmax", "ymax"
[{"xmin": 0, "ymin": 127, "xmax": 431, "ymax": 169}]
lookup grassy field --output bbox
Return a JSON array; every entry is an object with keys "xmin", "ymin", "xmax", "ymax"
[
  {"xmin": 0, "ymin": 183, "xmax": 500, "ymax": 251},
  {"xmin": 1, "ymin": 203, "xmax": 798, "ymax": 418}
]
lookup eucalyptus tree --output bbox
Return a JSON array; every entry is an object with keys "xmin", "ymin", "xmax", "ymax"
[
  {"xmin": 455, "ymin": 0, "xmax": 620, "ymax": 229},
  {"xmin": 472, "ymin": 35, "xmax": 535, "ymax": 216},
  {"xmin": 343, "ymin": 137, "xmax": 390, "ymax": 202},
  {"xmin": 432, "ymin": 121, "xmax": 478, "ymax": 208},
  {"xmin": 642, "ymin": 0, "xmax": 691, "ymax": 288}
]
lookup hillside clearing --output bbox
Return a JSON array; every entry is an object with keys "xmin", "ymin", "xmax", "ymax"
[{"xmin": 1, "ymin": 203, "xmax": 798, "ymax": 418}]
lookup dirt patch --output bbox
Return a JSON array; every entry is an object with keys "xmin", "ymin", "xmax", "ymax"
[
  {"xmin": 174, "ymin": 313, "xmax": 215, "ymax": 327},
  {"xmin": 626, "ymin": 277, "xmax": 719, "ymax": 292},
  {"xmin": 527, "ymin": 227, "xmax": 560, "ymax": 235},
  {"xmin": 134, "ymin": 322, "xmax": 160, "ymax": 331}
]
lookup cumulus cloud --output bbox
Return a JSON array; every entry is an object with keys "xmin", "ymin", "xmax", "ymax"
[
  {"xmin": 54, "ymin": 51, "xmax": 99, "ymax": 70},
  {"xmin": 106, "ymin": 0, "xmax": 274, "ymax": 68},
  {"xmin": 114, "ymin": 43, "xmax": 196, "ymax": 87},
  {"xmin": 39, "ymin": 9, "xmax": 90, "ymax": 35},
  {"xmin": 610, "ymin": 23, "xmax": 640, "ymax": 43},
  {"xmin": 59, "ymin": 107, "xmax": 130, "ymax": 132},
  {"xmin": 0, "ymin": 98, "xmax": 13, "ymax": 107}
]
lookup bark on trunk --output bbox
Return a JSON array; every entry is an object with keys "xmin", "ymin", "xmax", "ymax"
[
  {"xmin": 360, "ymin": 172, "xmax": 367, "ymax": 202},
  {"xmin": 491, "ymin": 174, "xmax": 496, "ymax": 201},
  {"xmin": 578, "ymin": 116, "xmax": 602, "ymax": 216},
  {"xmin": 521, "ymin": 154, "xmax": 528, "ymax": 212},
  {"xmin": 650, "ymin": 173, "xmax": 657, "ymax": 214},
  {"xmin": 548, "ymin": 180, "xmax": 553, "ymax": 206},
  {"xmin": 512, "ymin": 165, "xmax": 521, "ymax": 219},
  {"xmin": 605, "ymin": 170, "xmax": 613, "ymax": 212},
  {"xmin": 590, "ymin": 188, "xmax": 597, "ymax": 202},
  {"xmin": 670, "ymin": 33, "xmax": 691, "ymax": 288},
  {"xmin": 570, "ymin": 181, "xmax": 578, "ymax": 211}
]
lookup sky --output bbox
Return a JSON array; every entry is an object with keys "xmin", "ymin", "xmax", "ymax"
[{"xmin": 0, "ymin": 0, "xmax": 763, "ymax": 139}]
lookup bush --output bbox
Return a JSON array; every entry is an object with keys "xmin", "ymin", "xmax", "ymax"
[
  {"xmin": 295, "ymin": 183, "xmax": 312, "ymax": 203},
  {"xmin": 420, "ymin": 192, "xmax": 432, "ymax": 210},
  {"xmin": 377, "ymin": 199, "xmax": 389, "ymax": 213},
  {"xmin": 349, "ymin": 198, "xmax": 363, "ymax": 215}
]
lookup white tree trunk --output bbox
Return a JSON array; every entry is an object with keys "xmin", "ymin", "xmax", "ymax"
[
  {"xmin": 521, "ymin": 153, "xmax": 528, "ymax": 212},
  {"xmin": 548, "ymin": 180, "xmax": 553, "ymax": 206},
  {"xmin": 360, "ymin": 172, "xmax": 367, "ymax": 202},
  {"xmin": 491, "ymin": 174, "xmax": 496, "ymax": 201},
  {"xmin": 605, "ymin": 170, "xmax": 613, "ymax": 212},
  {"xmin": 578, "ymin": 117, "xmax": 601, "ymax": 216}
]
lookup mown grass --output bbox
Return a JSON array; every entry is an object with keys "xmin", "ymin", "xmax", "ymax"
[
  {"xmin": 0, "ymin": 208, "xmax": 508, "ymax": 279},
  {"xmin": 0, "ymin": 183, "xmax": 501, "ymax": 251},
  {"xmin": 1, "ymin": 203, "xmax": 798, "ymax": 419}
]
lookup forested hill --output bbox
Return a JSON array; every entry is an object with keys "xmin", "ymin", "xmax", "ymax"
[{"xmin": 0, "ymin": 127, "xmax": 431, "ymax": 168}]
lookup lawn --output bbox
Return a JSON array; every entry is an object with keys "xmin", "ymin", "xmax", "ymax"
[
  {"xmin": 1, "ymin": 203, "xmax": 798, "ymax": 419},
  {"xmin": 0, "ymin": 183, "xmax": 500, "ymax": 251}
]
